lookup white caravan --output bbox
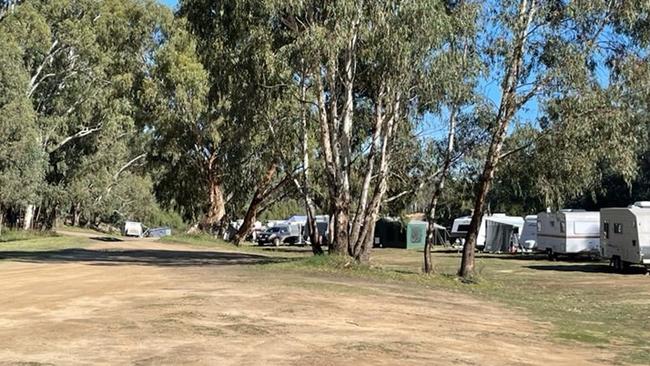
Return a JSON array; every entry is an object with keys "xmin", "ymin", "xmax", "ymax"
[
  {"xmin": 600, "ymin": 202, "xmax": 650, "ymax": 271},
  {"xmin": 536, "ymin": 210, "xmax": 600, "ymax": 258},
  {"xmin": 484, "ymin": 215, "xmax": 525, "ymax": 253},
  {"xmin": 451, "ymin": 216, "xmax": 486, "ymax": 248},
  {"xmin": 518, "ymin": 215, "xmax": 538, "ymax": 251}
]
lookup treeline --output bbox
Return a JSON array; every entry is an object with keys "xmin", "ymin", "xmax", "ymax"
[{"xmin": 1, "ymin": 0, "xmax": 649, "ymax": 278}]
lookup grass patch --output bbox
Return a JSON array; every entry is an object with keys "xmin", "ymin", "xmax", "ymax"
[
  {"xmin": 0, "ymin": 235, "xmax": 92, "ymax": 252},
  {"xmin": 0, "ymin": 229, "xmax": 58, "ymax": 243}
]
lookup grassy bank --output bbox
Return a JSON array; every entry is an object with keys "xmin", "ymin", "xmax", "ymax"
[
  {"xmin": 0, "ymin": 229, "xmax": 59, "ymax": 243},
  {"xmin": 0, "ymin": 234, "xmax": 92, "ymax": 252}
]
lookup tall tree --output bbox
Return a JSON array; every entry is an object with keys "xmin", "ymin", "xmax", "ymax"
[
  {"xmin": 271, "ymin": 0, "xmax": 455, "ymax": 261},
  {"xmin": 2, "ymin": 0, "xmax": 169, "ymax": 230},
  {"xmin": 423, "ymin": 1, "xmax": 480, "ymax": 273},
  {"xmin": 459, "ymin": 0, "xmax": 628, "ymax": 278}
]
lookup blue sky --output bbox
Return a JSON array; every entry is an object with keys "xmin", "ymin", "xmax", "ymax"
[{"xmin": 158, "ymin": 0, "xmax": 177, "ymax": 8}]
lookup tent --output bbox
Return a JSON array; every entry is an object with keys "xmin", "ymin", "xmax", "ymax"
[
  {"xmin": 373, "ymin": 218, "xmax": 445, "ymax": 250},
  {"xmin": 484, "ymin": 215, "xmax": 524, "ymax": 253}
]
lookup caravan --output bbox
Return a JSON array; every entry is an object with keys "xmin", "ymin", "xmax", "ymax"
[
  {"xmin": 537, "ymin": 210, "xmax": 600, "ymax": 258},
  {"xmin": 600, "ymin": 202, "xmax": 650, "ymax": 271},
  {"xmin": 451, "ymin": 216, "xmax": 486, "ymax": 248}
]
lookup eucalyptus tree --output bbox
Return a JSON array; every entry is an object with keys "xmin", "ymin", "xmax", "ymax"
[
  {"xmin": 1, "ymin": 0, "xmax": 168, "ymax": 229},
  {"xmin": 422, "ymin": 1, "xmax": 481, "ymax": 274},
  {"xmin": 0, "ymin": 32, "xmax": 44, "ymax": 233},
  {"xmin": 458, "ymin": 0, "xmax": 634, "ymax": 278},
  {"xmin": 269, "ymin": 0, "xmax": 455, "ymax": 261},
  {"xmin": 154, "ymin": 0, "xmax": 300, "ymax": 234}
]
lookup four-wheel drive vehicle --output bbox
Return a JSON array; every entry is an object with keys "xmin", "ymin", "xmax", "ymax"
[{"xmin": 257, "ymin": 225, "xmax": 301, "ymax": 246}]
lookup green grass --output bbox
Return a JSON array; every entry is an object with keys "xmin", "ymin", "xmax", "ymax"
[
  {"xmin": 0, "ymin": 235, "xmax": 92, "ymax": 252},
  {"xmin": 0, "ymin": 229, "xmax": 58, "ymax": 243}
]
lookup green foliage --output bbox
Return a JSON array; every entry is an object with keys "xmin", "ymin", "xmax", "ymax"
[{"xmin": 258, "ymin": 199, "xmax": 305, "ymax": 221}]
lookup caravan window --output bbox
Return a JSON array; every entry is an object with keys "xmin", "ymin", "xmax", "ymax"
[
  {"xmin": 614, "ymin": 223, "xmax": 623, "ymax": 234},
  {"xmin": 560, "ymin": 221, "xmax": 566, "ymax": 233},
  {"xmin": 574, "ymin": 221, "xmax": 599, "ymax": 235},
  {"xmin": 603, "ymin": 222, "xmax": 609, "ymax": 239}
]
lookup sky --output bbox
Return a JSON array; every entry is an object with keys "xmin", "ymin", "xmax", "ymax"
[{"xmin": 158, "ymin": 0, "xmax": 177, "ymax": 8}]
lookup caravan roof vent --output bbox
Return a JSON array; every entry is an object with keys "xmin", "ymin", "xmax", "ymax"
[{"xmin": 633, "ymin": 201, "xmax": 650, "ymax": 208}]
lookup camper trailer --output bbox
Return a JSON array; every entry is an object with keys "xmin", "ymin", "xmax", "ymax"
[
  {"xmin": 537, "ymin": 210, "xmax": 600, "ymax": 258},
  {"xmin": 484, "ymin": 215, "xmax": 524, "ymax": 253},
  {"xmin": 600, "ymin": 202, "xmax": 650, "ymax": 271},
  {"xmin": 519, "ymin": 215, "xmax": 538, "ymax": 251},
  {"xmin": 451, "ymin": 216, "xmax": 487, "ymax": 248}
]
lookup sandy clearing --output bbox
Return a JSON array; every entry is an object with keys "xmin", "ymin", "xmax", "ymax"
[{"xmin": 0, "ymin": 236, "xmax": 614, "ymax": 365}]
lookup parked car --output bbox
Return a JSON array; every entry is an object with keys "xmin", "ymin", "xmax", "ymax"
[{"xmin": 257, "ymin": 225, "xmax": 300, "ymax": 246}]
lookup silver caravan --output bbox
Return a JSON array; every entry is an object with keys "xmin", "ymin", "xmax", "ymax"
[
  {"xmin": 600, "ymin": 202, "xmax": 650, "ymax": 271},
  {"xmin": 537, "ymin": 210, "xmax": 600, "ymax": 258},
  {"xmin": 451, "ymin": 216, "xmax": 486, "ymax": 248}
]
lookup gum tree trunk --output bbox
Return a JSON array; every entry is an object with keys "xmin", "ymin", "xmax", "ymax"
[
  {"xmin": 232, "ymin": 164, "xmax": 277, "ymax": 245},
  {"xmin": 23, "ymin": 204, "xmax": 35, "ymax": 230},
  {"xmin": 200, "ymin": 177, "xmax": 226, "ymax": 232},
  {"xmin": 424, "ymin": 108, "xmax": 458, "ymax": 274},
  {"xmin": 459, "ymin": 0, "xmax": 535, "ymax": 278},
  {"xmin": 298, "ymin": 75, "xmax": 323, "ymax": 255}
]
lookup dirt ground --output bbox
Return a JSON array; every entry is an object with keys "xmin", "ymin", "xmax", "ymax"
[{"xmin": 0, "ymin": 234, "xmax": 616, "ymax": 365}]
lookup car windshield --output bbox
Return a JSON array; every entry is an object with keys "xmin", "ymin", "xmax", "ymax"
[{"xmin": 268, "ymin": 227, "xmax": 287, "ymax": 233}]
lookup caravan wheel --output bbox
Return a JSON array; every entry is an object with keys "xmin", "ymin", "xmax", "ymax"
[{"xmin": 546, "ymin": 249, "xmax": 556, "ymax": 261}]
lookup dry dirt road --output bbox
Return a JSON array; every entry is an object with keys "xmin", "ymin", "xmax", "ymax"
[{"xmin": 0, "ymin": 234, "xmax": 614, "ymax": 365}]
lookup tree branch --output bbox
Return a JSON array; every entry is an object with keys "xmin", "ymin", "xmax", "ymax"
[
  {"xmin": 50, "ymin": 124, "xmax": 103, "ymax": 152},
  {"xmin": 113, "ymin": 153, "xmax": 147, "ymax": 180}
]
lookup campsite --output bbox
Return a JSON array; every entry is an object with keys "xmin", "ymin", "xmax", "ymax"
[
  {"xmin": 1, "ymin": 228, "xmax": 649, "ymax": 365},
  {"xmin": 3, "ymin": 0, "xmax": 650, "ymax": 365}
]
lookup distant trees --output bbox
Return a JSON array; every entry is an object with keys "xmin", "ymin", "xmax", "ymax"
[{"xmin": 0, "ymin": 0, "xmax": 173, "ymax": 231}]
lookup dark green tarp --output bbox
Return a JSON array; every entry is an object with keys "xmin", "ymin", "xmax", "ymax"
[{"xmin": 373, "ymin": 219, "xmax": 437, "ymax": 249}]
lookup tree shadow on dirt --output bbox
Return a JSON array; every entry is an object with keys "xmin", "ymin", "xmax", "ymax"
[
  {"xmin": 0, "ymin": 248, "xmax": 288, "ymax": 267},
  {"xmin": 527, "ymin": 263, "xmax": 649, "ymax": 275},
  {"xmin": 90, "ymin": 236, "xmax": 123, "ymax": 242}
]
